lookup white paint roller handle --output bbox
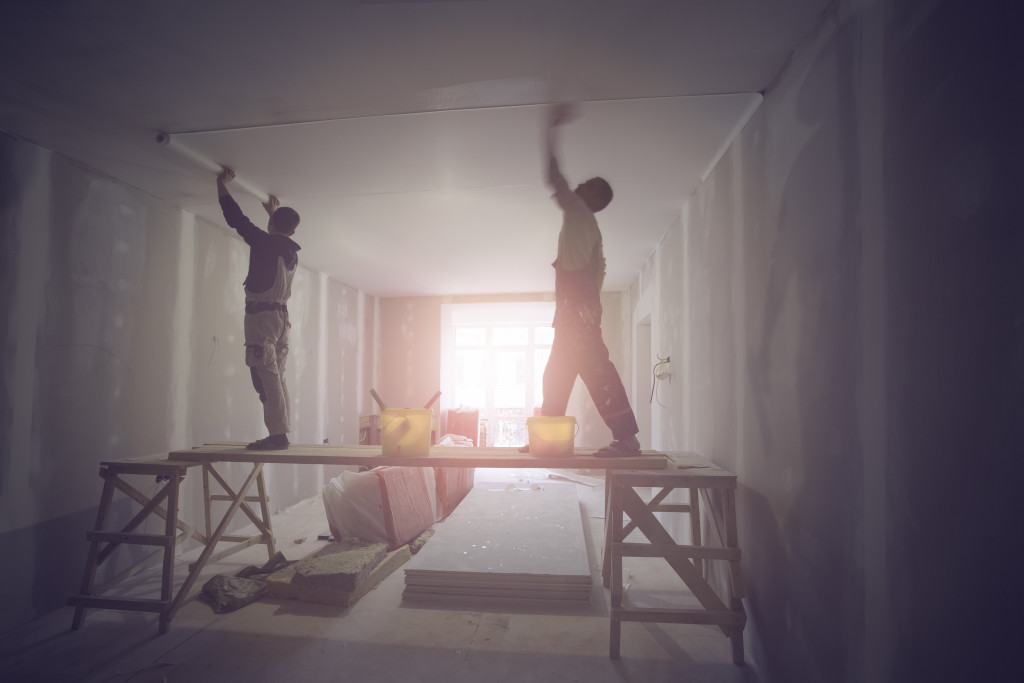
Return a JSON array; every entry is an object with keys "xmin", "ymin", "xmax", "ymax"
[{"xmin": 157, "ymin": 132, "xmax": 270, "ymax": 203}]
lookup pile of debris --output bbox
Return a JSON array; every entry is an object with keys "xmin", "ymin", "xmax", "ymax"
[{"xmin": 199, "ymin": 530, "xmax": 433, "ymax": 613}]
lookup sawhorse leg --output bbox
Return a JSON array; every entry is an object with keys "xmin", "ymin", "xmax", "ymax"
[
  {"xmin": 167, "ymin": 463, "xmax": 265, "ymax": 622},
  {"xmin": 605, "ymin": 475, "xmax": 747, "ymax": 663},
  {"xmin": 608, "ymin": 481, "xmax": 625, "ymax": 659},
  {"xmin": 71, "ymin": 471, "xmax": 117, "ymax": 630},
  {"xmin": 195, "ymin": 463, "xmax": 275, "ymax": 567},
  {"xmin": 70, "ymin": 462, "xmax": 192, "ymax": 632}
]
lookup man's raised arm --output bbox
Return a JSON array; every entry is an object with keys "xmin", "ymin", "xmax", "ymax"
[
  {"xmin": 262, "ymin": 194, "xmax": 280, "ymax": 218},
  {"xmin": 216, "ymin": 167, "xmax": 263, "ymax": 242},
  {"xmin": 217, "ymin": 167, "xmax": 235, "ymax": 198},
  {"xmin": 544, "ymin": 103, "xmax": 577, "ymax": 195}
]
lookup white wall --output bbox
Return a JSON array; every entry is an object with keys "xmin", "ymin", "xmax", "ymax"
[
  {"xmin": 0, "ymin": 133, "xmax": 375, "ymax": 631},
  {"xmin": 627, "ymin": 1, "xmax": 1021, "ymax": 680}
]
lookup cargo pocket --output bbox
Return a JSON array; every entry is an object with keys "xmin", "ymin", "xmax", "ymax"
[{"xmin": 245, "ymin": 344, "xmax": 277, "ymax": 368}]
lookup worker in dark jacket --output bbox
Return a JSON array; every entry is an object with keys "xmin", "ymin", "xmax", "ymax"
[{"xmin": 217, "ymin": 168, "xmax": 301, "ymax": 450}]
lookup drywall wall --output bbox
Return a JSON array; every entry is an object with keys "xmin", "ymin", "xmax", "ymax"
[
  {"xmin": 631, "ymin": 0, "xmax": 1020, "ymax": 680},
  {"xmin": 378, "ymin": 293, "xmax": 632, "ymax": 449},
  {"xmin": 0, "ymin": 133, "xmax": 373, "ymax": 632},
  {"xmin": 378, "ymin": 297, "xmax": 443, "ymax": 412}
]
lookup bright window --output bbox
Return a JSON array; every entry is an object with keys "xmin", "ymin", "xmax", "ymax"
[{"xmin": 441, "ymin": 302, "xmax": 555, "ymax": 447}]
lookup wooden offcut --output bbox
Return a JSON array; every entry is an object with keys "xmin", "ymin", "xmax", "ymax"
[{"xmin": 267, "ymin": 540, "xmax": 413, "ymax": 607}]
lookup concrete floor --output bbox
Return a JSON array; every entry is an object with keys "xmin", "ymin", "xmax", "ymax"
[{"xmin": 0, "ymin": 469, "xmax": 760, "ymax": 683}]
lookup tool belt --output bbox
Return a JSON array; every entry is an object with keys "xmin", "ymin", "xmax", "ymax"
[{"xmin": 245, "ymin": 301, "xmax": 288, "ymax": 315}]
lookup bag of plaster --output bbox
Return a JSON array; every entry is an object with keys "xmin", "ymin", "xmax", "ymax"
[{"xmin": 322, "ymin": 469, "xmax": 388, "ymax": 544}]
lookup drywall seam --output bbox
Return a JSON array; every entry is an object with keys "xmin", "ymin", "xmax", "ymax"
[
  {"xmin": 730, "ymin": 143, "xmax": 746, "ymax": 480},
  {"xmin": 169, "ymin": 210, "xmax": 196, "ymax": 449},
  {"xmin": 317, "ymin": 272, "xmax": 328, "ymax": 444},
  {"xmin": 2, "ymin": 148, "xmax": 52, "ymax": 533},
  {"xmin": 700, "ymin": 94, "xmax": 764, "ymax": 183},
  {"xmin": 854, "ymin": 0, "xmax": 892, "ymax": 678},
  {"xmin": 680, "ymin": 204, "xmax": 692, "ymax": 452}
]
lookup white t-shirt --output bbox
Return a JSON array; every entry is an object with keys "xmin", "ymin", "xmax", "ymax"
[{"xmin": 551, "ymin": 185, "xmax": 606, "ymax": 290}]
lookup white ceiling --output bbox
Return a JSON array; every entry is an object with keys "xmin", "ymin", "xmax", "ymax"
[{"xmin": 0, "ymin": 0, "xmax": 831, "ymax": 297}]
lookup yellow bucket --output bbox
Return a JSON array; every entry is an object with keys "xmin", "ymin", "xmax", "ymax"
[
  {"xmin": 526, "ymin": 416, "xmax": 577, "ymax": 458},
  {"xmin": 381, "ymin": 409, "xmax": 432, "ymax": 457}
]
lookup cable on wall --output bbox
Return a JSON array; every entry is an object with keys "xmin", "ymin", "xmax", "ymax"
[{"xmin": 650, "ymin": 355, "xmax": 670, "ymax": 405}]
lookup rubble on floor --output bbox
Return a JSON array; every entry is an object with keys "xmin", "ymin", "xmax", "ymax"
[{"xmin": 199, "ymin": 551, "xmax": 291, "ymax": 613}]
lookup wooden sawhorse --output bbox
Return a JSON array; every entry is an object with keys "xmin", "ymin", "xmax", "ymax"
[
  {"xmin": 68, "ymin": 456, "xmax": 275, "ymax": 633},
  {"xmin": 603, "ymin": 453, "xmax": 747, "ymax": 663}
]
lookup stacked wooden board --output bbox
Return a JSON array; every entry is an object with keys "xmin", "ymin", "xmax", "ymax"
[{"xmin": 403, "ymin": 481, "xmax": 592, "ymax": 608}]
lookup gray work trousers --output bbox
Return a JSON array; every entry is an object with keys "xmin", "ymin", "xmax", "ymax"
[{"xmin": 244, "ymin": 309, "xmax": 290, "ymax": 435}]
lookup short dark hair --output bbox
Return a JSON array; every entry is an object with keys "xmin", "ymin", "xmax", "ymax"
[
  {"xmin": 586, "ymin": 177, "xmax": 613, "ymax": 212},
  {"xmin": 272, "ymin": 207, "xmax": 300, "ymax": 235}
]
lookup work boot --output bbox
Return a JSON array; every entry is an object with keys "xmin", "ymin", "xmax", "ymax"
[
  {"xmin": 246, "ymin": 434, "xmax": 290, "ymax": 451},
  {"xmin": 594, "ymin": 435, "xmax": 641, "ymax": 458}
]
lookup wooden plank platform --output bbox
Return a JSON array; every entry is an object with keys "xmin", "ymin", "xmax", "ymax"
[{"xmin": 167, "ymin": 443, "xmax": 669, "ymax": 470}]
